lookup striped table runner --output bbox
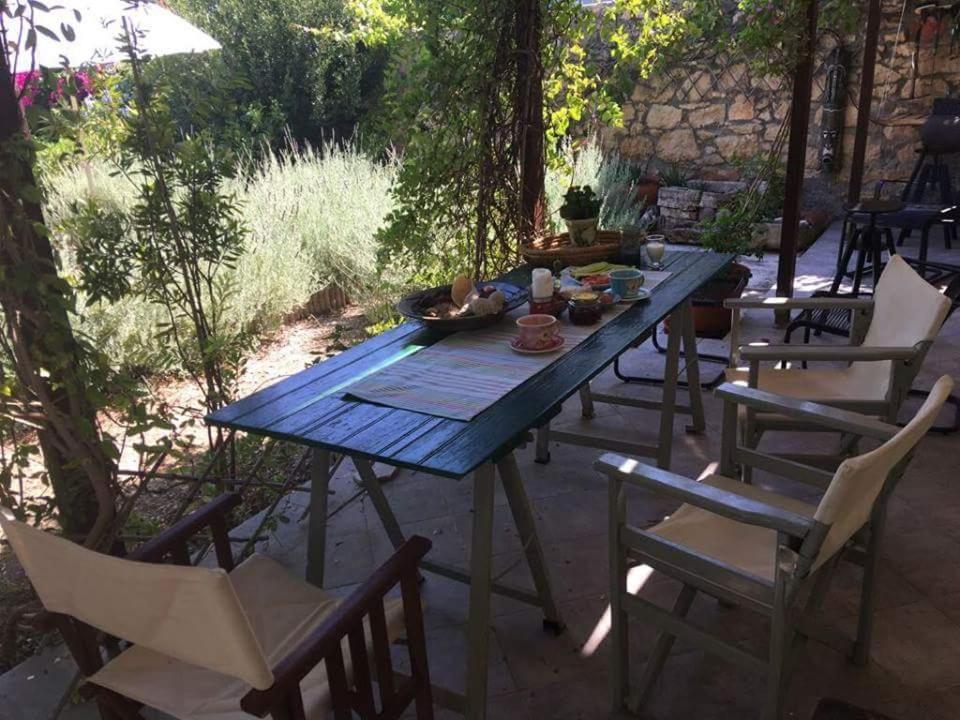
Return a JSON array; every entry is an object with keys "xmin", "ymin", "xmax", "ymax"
[{"xmin": 345, "ymin": 271, "xmax": 671, "ymax": 421}]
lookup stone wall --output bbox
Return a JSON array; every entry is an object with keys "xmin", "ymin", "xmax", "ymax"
[{"xmin": 603, "ymin": 1, "xmax": 960, "ymax": 196}]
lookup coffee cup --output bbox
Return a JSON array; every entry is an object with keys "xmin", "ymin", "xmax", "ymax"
[
  {"xmin": 516, "ymin": 314, "xmax": 559, "ymax": 350},
  {"xmin": 609, "ymin": 268, "xmax": 645, "ymax": 299}
]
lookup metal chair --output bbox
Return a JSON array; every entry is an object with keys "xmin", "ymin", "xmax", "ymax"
[
  {"xmin": 724, "ymin": 255, "xmax": 952, "ymax": 470},
  {"xmin": 840, "ymin": 176, "xmax": 960, "ymax": 272},
  {"xmin": 1, "ymin": 493, "xmax": 434, "ymax": 720},
  {"xmin": 598, "ymin": 376, "xmax": 954, "ymax": 720}
]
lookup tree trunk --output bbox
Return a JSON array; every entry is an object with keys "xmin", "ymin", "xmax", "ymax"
[
  {"xmin": 516, "ymin": 0, "xmax": 545, "ymax": 243},
  {"xmin": 0, "ymin": 58, "xmax": 113, "ymax": 542}
]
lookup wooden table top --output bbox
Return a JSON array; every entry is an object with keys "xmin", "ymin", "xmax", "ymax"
[{"xmin": 207, "ymin": 250, "xmax": 733, "ymax": 478}]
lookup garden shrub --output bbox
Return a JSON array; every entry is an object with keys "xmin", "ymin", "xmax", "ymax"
[
  {"xmin": 45, "ymin": 141, "xmax": 397, "ymax": 375},
  {"xmin": 168, "ymin": 0, "xmax": 389, "ymax": 147}
]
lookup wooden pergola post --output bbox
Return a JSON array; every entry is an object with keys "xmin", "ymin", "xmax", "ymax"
[
  {"xmin": 517, "ymin": 0, "xmax": 545, "ymax": 242},
  {"xmin": 777, "ymin": 0, "xmax": 884, "ymax": 320},
  {"xmin": 776, "ymin": 0, "xmax": 820, "ymax": 315},
  {"xmin": 848, "ymin": 0, "xmax": 883, "ymax": 205}
]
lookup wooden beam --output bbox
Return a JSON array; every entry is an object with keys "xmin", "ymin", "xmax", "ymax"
[
  {"xmin": 516, "ymin": 0, "xmax": 545, "ymax": 242},
  {"xmin": 847, "ymin": 0, "xmax": 883, "ymax": 205},
  {"xmin": 777, "ymin": 0, "xmax": 820, "ymax": 304}
]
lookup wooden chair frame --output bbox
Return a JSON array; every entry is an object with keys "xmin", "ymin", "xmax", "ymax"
[
  {"xmin": 726, "ymin": 295, "xmax": 934, "ymax": 471},
  {"xmin": 44, "ymin": 493, "xmax": 434, "ymax": 720},
  {"xmin": 599, "ymin": 384, "xmax": 908, "ymax": 720}
]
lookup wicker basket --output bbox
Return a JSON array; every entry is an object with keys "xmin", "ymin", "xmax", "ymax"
[{"xmin": 521, "ymin": 230, "xmax": 622, "ymax": 268}]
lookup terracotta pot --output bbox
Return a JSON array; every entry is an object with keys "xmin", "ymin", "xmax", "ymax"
[
  {"xmin": 665, "ymin": 261, "xmax": 751, "ymax": 339},
  {"xmin": 634, "ymin": 176, "xmax": 660, "ymax": 208}
]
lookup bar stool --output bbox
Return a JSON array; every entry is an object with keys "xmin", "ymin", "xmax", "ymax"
[{"xmin": 832, "ymin": 198, "xmax": 903, "ymax": 295}]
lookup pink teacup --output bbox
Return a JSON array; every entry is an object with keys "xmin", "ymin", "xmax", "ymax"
[{"xmin": 516, "ymin": 314, "xmax": 559, "ymax": 350}]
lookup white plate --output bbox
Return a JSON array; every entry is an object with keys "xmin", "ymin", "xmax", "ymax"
[{"xmin": 619, "ymin": 288, "xmax": 651, "ymax": 303}]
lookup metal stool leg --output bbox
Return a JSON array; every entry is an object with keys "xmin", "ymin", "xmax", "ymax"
[
  {"xmin": 870, "ymin": 229, "xmax": 884, "ymax": 290},
  {"xmin": 831, "ymin": 227, "xmax": 859, "ymax": 293},
  {"xmin": 851, "ymin": 238, "xmax": 869, "ymax": 295}
]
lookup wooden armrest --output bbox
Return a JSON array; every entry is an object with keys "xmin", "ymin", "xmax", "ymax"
[
  {"xmin": 241, "ymin": 535, "xmax": 432, "ymax": 717},
  {"xmin": 738, "ymin": 344, "xmax": 920, "ymax": 363},
  {"xmin": 594, "ymin": 454, "xmax": 815, "ymax": 538},
  {"xmin": 725, "ymin": 296, "xmax": 874, "ymax": 311},
  {"xmin": 714, "ymin": 383, "xmax": 898, "ymax": 440},
  {"xmin": 129, "ymin": 492, "xmax": 241, "ymax": 566}
]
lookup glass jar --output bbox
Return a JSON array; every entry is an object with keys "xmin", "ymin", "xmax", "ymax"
[{"xmin": 568, "ymin": 292, "xmax": 602, "ymax": 325}]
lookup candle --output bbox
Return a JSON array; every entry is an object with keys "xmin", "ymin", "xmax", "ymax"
[{"xmin": 531, "ymin": 268, "xmax": 553, "ymax": 300}]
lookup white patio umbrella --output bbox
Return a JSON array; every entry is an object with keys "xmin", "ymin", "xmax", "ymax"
[{"xmin": 4, "ymin": 0, "xmax": 221, "ymax": 74}]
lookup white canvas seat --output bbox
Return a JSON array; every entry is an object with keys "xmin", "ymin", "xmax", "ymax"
[
  {"xmin": 727, "ymin": 255, "xmax": 950, "ymax": 412},
  {"xmin": 724, "ymin": 366, "xmax": 886, "ymax": 405},
  {"xmin": 0, "ymin": 494, "xmax": 434, "ymax": 720},
  {"xmin": 599, "ymin": 376, "xmax": 954, "ymax": 720},
  {"xmin": 649, "ymin": 474, "xmax": 818, "ymax": 582},
  {"xmin": 87, "ymin": 555, "xmax": 405, "ymax": 720}
]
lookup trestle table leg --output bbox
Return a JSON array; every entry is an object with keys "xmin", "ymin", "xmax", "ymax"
[
  {"xmin": 497, "ymin": 452, "xmax": 563, "ymax": 631},
  {"xmin": 306, "ymin": 448, "xmax": 331, "ymax": 587},
  {"xmin": 466, "ymin": 463, "xmax": 496, "ymax": 720},
  {"xmin": 680, "ymin": 300, "xmax": 706, "ymax": 434},
  {"xmin": 657, "ymin": 306, "xmax": 683, "ymax": 470}
]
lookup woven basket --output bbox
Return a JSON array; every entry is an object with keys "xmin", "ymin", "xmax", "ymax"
[{"xmin": 521, "ymin": 230, "xmax": 622, "ymax": 268}]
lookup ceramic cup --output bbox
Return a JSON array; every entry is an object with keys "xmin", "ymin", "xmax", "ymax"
[
  {"xmin": 516, "ymin": 314, "xmax": 559, "ymax": 350},
  {"xmin": 609, "ymin": 268, "xmax": 645, "ymax": 299}
]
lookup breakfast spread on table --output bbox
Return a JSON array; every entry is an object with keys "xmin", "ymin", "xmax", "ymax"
[
  {"xmin": 396, "ymin": 255, "xmax": 662, "ymax": 355},
  {"xmin": 510, "ymin": 260, "xmax": 653, "ymax": 351}
]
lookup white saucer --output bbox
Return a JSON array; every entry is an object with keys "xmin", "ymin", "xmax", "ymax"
[
  {"xmin": 619, "ymin": 288, "xmax": 651, "ymax": 303},
  {"xmin": 510, "ymin": 336, "xmax": 566, "ymax": 354}
]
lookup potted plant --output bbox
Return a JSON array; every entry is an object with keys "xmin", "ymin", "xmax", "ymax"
[
  {"xmin": 631, "ymin": 157, "xmax": 660, "ymax": 208},
  {"xmin": 686, "ymin": 200, "xmax": 758, "ymax": 338},
  {"xmin": 560, "ymin": 185, "xmax": 602, "ymax": 246}
]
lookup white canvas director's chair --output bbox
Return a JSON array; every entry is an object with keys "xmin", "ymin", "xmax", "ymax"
[
  {"xmin": 597, "ymin": 375, "xmax": 953, "ymax": 720},
  {"xmin": 725, "ymin": 255, "xmax": 951, "ymax": 472},
  {"xmin": 1, "ymin": 493, "xmax": 434, "ymax": 720}
]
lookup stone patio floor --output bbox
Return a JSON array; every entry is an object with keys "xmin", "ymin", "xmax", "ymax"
[{"xmin": 7, "ymin": 221, "xmax": 960, "ymax": 720}]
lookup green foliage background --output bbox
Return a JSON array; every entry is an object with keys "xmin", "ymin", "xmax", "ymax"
[{"xmin": 165, "ymin": 0, "xmax": 389, "ymax": 146}]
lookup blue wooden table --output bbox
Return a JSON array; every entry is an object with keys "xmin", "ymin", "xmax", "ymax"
[{"xmin": 207, "ymin": 249, "xmax": 733, "ymax": 718}]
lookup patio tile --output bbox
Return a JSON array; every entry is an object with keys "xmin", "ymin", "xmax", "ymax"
[
  {"xmin": 787, "ymin": 640, "xmax": 916, "ymax": 718},
  {"xmin": 369, "ymin": 513, "xmax": 468, "ymax": 569},
  {"xmin": 528, "ymin": 489, "xmax": 610, "ymax": 544},
  {"xmin": 819, "ymin": 561, "xmax": 923, "ymax": 618},
  {"xmin": 881, "ymin": 528, "xmax": 960, "ymax": 598},
  {"xmin": 378, "ymin": 470, "xmax": 455, "ymax": 524},
  {"xmin": 642, "ymin": 647, "xmax": 765, "ymax": 719},
  {"xmin": 922, "ymin": 684, "xmax": 960, "ymax": 720},
  {"xmin": 866, "ymin": 601, "xmax": 960, "ymax": 690},
  {"xmin": 392, "ymin": 624, "xmax": 517, "ymax": 698},
  {"xmin": 491, "ymin": 599, "xmax": 603, "ymax": 689},
  {"xmin": 482, "ymin": 667, "xmax": 611, "ymax": 719}
]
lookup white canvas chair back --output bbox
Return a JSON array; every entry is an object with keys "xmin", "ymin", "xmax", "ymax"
[
  {"xmin": 0, "ymin": 514, "xmax": 274, "ymax": 690},
  {"xmin": 811, "ymin": 375, "xmax": 954, "ymax": 569},
  {"xmin": 853, "ymin": 255, "xmax": 951, "ymax": 393}
]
